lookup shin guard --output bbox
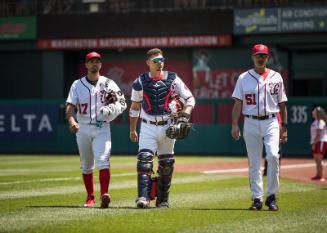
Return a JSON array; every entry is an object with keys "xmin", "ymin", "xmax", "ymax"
[
  {"xmin": 156, "ymin": 154, "xmax": 175, "ymax": 206},
  {"xmin": 137, "ymin": 149, "xmax": 154, "ymax": 199}
]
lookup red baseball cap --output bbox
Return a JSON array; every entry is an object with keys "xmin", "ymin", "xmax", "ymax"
[
  {"xmin": 85, "ymin": 51, "xmax": 102, "ymax": 61},
  {"xmin": 252, "ymin": 44, "xmax": 269, "ymax": 55}
]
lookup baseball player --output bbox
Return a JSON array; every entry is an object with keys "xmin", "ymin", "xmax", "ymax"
[
  {"xmin": 66, "ymin": 51, "xmax": 127, "ymax": 208},
  {"xmin": 310, "ymin": 106, "xmax": 327, "ymax": 181},
  {"xmin": 129, "ymin": 48, "xmax": 195, "ymax": 208},
  {"xmin": 231, "ymin": 44, "xmax": 288, "ymax": 211}
]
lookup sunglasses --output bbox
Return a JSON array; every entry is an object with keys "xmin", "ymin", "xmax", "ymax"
[{"xmin": 152, "ymin": 57, "xmax": 165, "ymax": 63}]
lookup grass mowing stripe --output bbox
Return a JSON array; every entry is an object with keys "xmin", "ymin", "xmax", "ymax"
[
  {"xmin": 0, "ymin": 173, "xmax": 237, "ymax": 200},
  {"xmin": 0, "ymin": 180, "xmax": 302, "ymax": 232},
  {"xmin": 0, "ymin": 173, "xmax": 135, "ymax": 185},
  {"xmin": 1, "ymin": 155, "xmax": 326, "ymax": 233},
  {"xmin": 179, "ymin": 207, "xmax": 327, "ymax": 233},
  {"xmin": 0, "ymin": 177, "xmax": 320, "ymax": 232},
  {"xmin": 0, "ymin": 164, "xmax": 135, "ymax": 176},
  {"xmin": 3, "ymin": 183, "xmax": 324, "ymax": 233},
  {"xmin": 203, "ymin": 163, "xmax": 317, "ymax": 174},
  {"xmin": 0, "ymin": 168, "xmax": 77, "ymax": 176},
  {"xmin": 1, "ymin": 185, "xmax": 244, "ymax": 232},
  {"xmin": 0, "ymin": 173, "xmax": 316, "ymax": 200},
  {"xmin": 0, "ymin": 156, "xmax": 134, "ymax": 167}
]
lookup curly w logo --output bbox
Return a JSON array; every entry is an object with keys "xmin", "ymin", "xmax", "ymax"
[{"xmin": 269, "ymin": 82, "xmax": 280, "ymax": 95}]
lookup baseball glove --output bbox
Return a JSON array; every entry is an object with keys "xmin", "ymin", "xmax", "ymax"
[
  {"xmin": 166, "ymin": 122, "xmax": 193, "ymax": 139},
  {"xmin": 166, "ymin": 113, "xmax": 192, "ymax": 140},
  {"xmin": 104, "ymin": 90, "xmax": 118, "ymax": 105}
]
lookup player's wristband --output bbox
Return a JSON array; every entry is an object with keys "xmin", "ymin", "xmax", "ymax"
[{"xmin": 129, "ymin": 108, "xmax": 140, "ymax": 117}]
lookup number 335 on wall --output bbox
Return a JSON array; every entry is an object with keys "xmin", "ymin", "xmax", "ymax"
[{"xmin": 290, "ymin": 105, "xmax": 308, "ymax": 124}]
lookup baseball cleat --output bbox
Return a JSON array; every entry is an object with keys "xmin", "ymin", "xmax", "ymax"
[
  {"xmin": 136, "ymin": 197, "xmax": 150, "ymax": 209},
  {"xmin": 83, "ymin": 195, "xmax": 95, "ymax": 208},
  {"xmin": 311, "ymin": 176, "xmax": 325, "ymax": 181},
  {"xmin": 249, "ymin": 198, "xmax": 262, "ymax": 210},
  {"xmin": 157, "ymin": 202, "xmax": 169, "ymax": 208},
  {"xmin": 265, "ymin": 194, "xmax": 279, "ymax": 211},
  {"xmin": 100, "ymin": 193, "xmax": 111, "ymax": 208}
]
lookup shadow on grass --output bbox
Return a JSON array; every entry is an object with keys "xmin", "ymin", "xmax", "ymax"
[
  {"xmin": 27, "ymin": 206, "xmax": 270, "ymax": 211},
  {"xmin": 27, "ymin": 205, "xmax": 92, "ymax": 209},
  {"xmin": 190, "ymin": 207, "xmax": 272, "ymax": 211},
  {"xmin": 26, "ymin": 205, "xmax": 143, "ymax": 210},
  {"xmin": 190, "ymin": 208, "xmax": 247, "ymax": 211}
]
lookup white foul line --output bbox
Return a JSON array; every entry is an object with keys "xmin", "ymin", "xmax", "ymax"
[{"xmin": 202, "ymin": 163, "xmax": 316, "ymax": 174}]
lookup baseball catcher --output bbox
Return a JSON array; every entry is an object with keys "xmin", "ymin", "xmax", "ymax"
[
  {"xmin": 129, "ymin": 48, "xmax": 195, "ymax": 209},
  {"xmin": 166, "ymin": 94, "xmax": 193, "ymax": 140}
]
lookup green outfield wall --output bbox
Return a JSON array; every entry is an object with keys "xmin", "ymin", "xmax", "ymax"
[{"xmin": 0, "ymin": 97, "xmax": 326, "ymax": 156}]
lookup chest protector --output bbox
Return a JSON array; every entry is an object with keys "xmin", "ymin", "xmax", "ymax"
[{"xmin": 140, "ymin": 72, "xmax": 176, "ymax": 115}]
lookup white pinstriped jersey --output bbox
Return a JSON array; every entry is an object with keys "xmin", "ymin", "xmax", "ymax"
[
  {"xmin": 232, "ymin": 68, "xmax": 287, "ymax": 116},
  {"xmin": 66, "ymin": 76, "xmax": 126, "ymax": 124}
]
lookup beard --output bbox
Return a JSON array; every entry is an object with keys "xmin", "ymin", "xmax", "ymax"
[{"xmin": 90, "ymin": 66, "xmax": 99, "ymax": 73}]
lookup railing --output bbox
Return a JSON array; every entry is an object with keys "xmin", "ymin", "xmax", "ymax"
[{"xmin": 1, "ymin": 0, "xmax": 326, "ymax": 17}]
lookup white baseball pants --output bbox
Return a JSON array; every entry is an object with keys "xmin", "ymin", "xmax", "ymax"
[
  {"xmin": 243, "ymin": 117, "xmax": 280, "ymax": 200},
  {"xmin": 76, "ymin": 123, "xmax": 111, "ymax": 174}
]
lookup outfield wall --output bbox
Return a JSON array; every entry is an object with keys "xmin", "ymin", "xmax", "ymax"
[{"xmin": 0, "ymin": 97, "xmax": 326, "ymax": 156}]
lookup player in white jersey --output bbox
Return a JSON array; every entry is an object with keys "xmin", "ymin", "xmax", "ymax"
[
  {"xmin": 129, "ymin": 48, "xmax": 195, "ymax": 208},
  {"xmin": 310, "ymin": 106, "xmax": 327, "ymax": 181},
  {"xmin": 66, "ymin": 51, "xmax": 127, "ymax": 208},
  {"xmin": 231, "ymin": 44, "xmax": 288, "ymax": 211}
]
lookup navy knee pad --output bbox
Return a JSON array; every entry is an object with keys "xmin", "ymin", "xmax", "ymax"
[
  {"xmin": 137, "ymin": 149, "xmax": 154, "ymax": 174},
  {"xmin": 158, "ymin": 154, "xmax": 175, "ymax": 177}
]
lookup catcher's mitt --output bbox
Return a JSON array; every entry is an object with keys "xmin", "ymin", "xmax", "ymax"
[
  {"xmin": 104, "ymin": 90, "xmax": 118, "ymax": 105},
  {"xmin": 166, "ymin": 113, "xmax": 192, "ymax": 140},
  {"xmin": 166, "ymin": 122, "xmax": 192, "ymax": 139}
]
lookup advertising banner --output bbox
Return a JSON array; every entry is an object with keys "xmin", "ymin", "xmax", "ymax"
[
  {"xmin": 0, "ymin": 17, "xmax": 36, "ymax": 39},
  {"xmin": 0, "ymin": 104, "xmax": 58, "ymax": 140},
  {"xmin": 234, "ymin": 6, "xmax": 327, "ymax": 34}
]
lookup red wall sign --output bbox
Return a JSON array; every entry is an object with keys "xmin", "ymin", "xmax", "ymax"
[{"xmin": 38, "ymin": 35, "xmax": 231, "ymax": 49}]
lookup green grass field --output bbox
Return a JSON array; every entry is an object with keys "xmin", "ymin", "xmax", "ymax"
[{"xmin": 0, "ymin": 155, "xmax": 326, "ymax": 233}]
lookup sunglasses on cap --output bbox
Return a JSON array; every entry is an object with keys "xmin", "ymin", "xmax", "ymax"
[{"xmin": 151, "ymin": 57, "xmax": 165, "ymax": 63}]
